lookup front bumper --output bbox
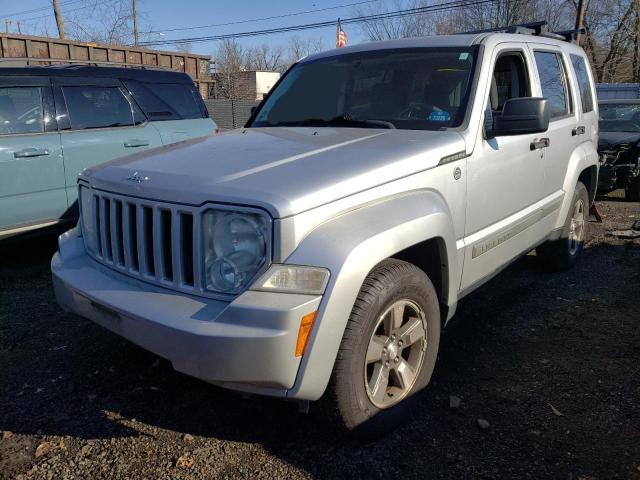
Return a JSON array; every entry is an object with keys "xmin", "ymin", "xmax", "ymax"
[{"xmin": 51, "ymin": 234, "xmax": 322, "ymax": 398}]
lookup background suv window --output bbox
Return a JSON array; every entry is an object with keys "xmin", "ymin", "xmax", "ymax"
[
  {"xmin": 0, "ymin": 87, "xmax": 44, "ymax": 135},
  {"xmin": 534, "ymin": 51, "xmax": 570, "ymax": 119},
  {"xmin": 63, "ymin": 86, "xmax": 143, "ymax": 130},
  {"xmin": 124, "ymin": 80, "xmax": 207, "ymax": 120}
]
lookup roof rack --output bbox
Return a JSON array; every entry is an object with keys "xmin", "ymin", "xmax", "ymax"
[
  {"xmin": 460, "ymin": 21, "xmax": 583, "ymax": 43},
  {"xmin": 0, "ymin": 58, "xmax": 173, "ymax": 71}
]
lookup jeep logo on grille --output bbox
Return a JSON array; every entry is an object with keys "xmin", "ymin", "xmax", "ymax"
[{"xmin": 126, "ymin": 171, "xmax": 149, "ymax": 183}]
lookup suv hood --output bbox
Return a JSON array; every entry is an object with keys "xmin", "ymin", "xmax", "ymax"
[{"xmin": 84, "ymin": 127, "xmax": 465, "ymax": 218}]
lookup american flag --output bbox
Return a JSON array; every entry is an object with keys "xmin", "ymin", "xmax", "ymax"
[{"xmin": 336, "ymin": 18, "xmax": 347, "ymax": 48}]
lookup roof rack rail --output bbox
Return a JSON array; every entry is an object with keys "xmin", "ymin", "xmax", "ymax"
[
  {"xmin": 553, "ymin": 27, "xmax": 587, "ymax": 42},
  {"xmin": 460, "ymin": 20, "xmax": 548, "ymax": 36},
  {"xmin": 459, "ymin": 20, "xmax": 583, "ymax": 43}
]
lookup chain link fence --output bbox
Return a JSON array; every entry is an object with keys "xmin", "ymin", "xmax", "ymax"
[{"xmin": 205, "ymin": 99, "xmax": 260, "ymax": 130}]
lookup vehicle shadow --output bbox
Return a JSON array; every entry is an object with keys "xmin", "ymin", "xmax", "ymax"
[{"xmin": 1, "ymin": 234, "xmax": 639, "ymax": 478}]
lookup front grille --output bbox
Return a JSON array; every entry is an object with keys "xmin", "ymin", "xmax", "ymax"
[{"xmin": 85, "ymin": 190, "xmax": 201, "ymax": 294}]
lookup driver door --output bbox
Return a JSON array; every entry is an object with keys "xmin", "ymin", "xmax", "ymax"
[{"xmin": 460, "ymin": 44, "xmax": 547, "ymax": 292}]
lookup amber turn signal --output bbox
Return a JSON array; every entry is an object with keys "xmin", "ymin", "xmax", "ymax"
[{"xmin": 295, "ymin": 312, "xmax": 317, "ymax": 357}]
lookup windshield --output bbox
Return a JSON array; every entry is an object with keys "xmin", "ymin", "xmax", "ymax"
[
  {"xmin": 249, "ymin": 47, "xmax": 479, "ymax": 131},
  {"xmin": 599, "ymin": 103, "xmax": 640, "ymax": 132}
]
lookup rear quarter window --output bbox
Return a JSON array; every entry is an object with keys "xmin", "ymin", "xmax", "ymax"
[
  {"xmin": 570, "ymin": 54, "xmax": 595, "ymax": 113},
  {"xmin": 125, "ymin": 80, "xmax": 207, "ymax": 121}
]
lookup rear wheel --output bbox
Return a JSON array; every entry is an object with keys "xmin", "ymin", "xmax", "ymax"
[
  {"xmin": 321, "ymin": 259, "xmax": 440, "ymax": 438},
  {"xmin": 537, "ymin": 181, "xmax": 589, "ymax": 271}
]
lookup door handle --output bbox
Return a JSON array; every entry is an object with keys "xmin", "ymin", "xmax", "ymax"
[
  {"xmin": 530, "ymin": 138, "xmax": 550, "ymax": 150},
  {"xmin": 124, "ymin": 140, "xmax": 150, "ymax": 148},
  {"xmin": 572, "ymin": 126, "xmax": 586, "ymax": 136},
  {"xmin": 13, "ymin": 148, "xmax": 50, "ymax": 158}
]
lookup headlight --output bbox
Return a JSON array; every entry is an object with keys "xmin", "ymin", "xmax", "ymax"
[
  {"xmin": 78, "ymin": 185, "xmax": 98, "ymax": 254},
  {"xmin": 252, "ymin": 265, "xmax": 330, "ymax": 295},
  {"xmin": 202, "ymin": 209, "xmax": 269, "ymax": 294}
]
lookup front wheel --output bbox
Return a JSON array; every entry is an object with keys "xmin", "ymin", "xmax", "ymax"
[
  {"xmin": 321, "ymin": 259, "xmax": 441, "ymax": 438},
  {"xmin": 537, "ymin": 181, "xmax": 589, "ymax": 271}
]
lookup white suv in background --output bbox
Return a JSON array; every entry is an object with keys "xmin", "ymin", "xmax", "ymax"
[{"xmin": 52, "ymin": 23, "xmax": 598, "ymax": 438}]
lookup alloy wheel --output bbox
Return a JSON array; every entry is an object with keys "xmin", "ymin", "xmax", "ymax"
[{"xmin": 364, "ymin": 299, "xmax": 427, "ymax": 408}]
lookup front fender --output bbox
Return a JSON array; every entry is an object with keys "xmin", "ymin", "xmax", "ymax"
[{"xmin": 284, "ymin": 190, "xmax": 459, "ymax": 400}]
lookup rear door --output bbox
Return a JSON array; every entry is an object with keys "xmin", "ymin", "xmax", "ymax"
[
  {"xmin": 0, "ymin": 76, "xmax": 66, "ymax": 234},
  {"xmin": 123, "ymin": 79, "xmax": 214, "ymax": 142},
  {"xmin": 54, "ymin": 76, "xmax": 162, "ymax": 209},
  {"xmin": 528, "ymin": 46, "xmax": 580, "ymax": 200},
  {"xmin": 568, "ymin": 53, "xmax": 598, "ymax": 147}
]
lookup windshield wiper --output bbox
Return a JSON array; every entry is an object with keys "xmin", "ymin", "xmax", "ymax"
[{"xmin": 273, "ymin": 115, "xmax": 395, "ymax": 129}]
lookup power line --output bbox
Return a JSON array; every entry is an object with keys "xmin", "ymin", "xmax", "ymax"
[
  {"xmin": 11, "ymin": 3, "xmax": 93, "ymax": 23},
  {"xmin": 142, "ymin": 0, "xmax": 381, "ymax": 34},
  {"xmin": 0, "ymin": 0, "xmax": 84, "ymax": 19},
  {"xmin": 139, "ymin": 0, "xmax": 494, "ymax": 46}
]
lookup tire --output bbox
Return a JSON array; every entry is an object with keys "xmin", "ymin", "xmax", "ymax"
[
  {"xmin": 626, "ymin": 177, "xmax": 640, "ymax": 202},
  {"xmin": 537, "ymin": 181, "xmax": 589, "ymax": 271},
  {"xmin": 320, "ymin": 259, "xmax": 441, "ymax": 439}
]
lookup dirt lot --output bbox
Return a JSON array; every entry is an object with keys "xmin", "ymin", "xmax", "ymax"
[{"xmin": 1, "ymin": 197, "xmax": 639, "ymax": 480}]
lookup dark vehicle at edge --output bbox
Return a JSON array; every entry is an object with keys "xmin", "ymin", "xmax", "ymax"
[{"xmin": 597, "ymin": 99, "xmax": 640, "ymax": 201}]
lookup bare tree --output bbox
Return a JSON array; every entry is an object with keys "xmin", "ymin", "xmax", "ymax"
[
  {"xmin": 245, "ymin": 43, "xmax": 285, "ymax": 71},
  {"xmin": 64, "ymin": 0, "xmax": 136, "ymax": 45},
  {"xmin": 213, "ymin": 39, "xmax": 251, "ymax": 99},
  {"xmin": 354, "ymin": 0, "xmax": 439, "ymax": 40},
  {"xmin": 286, "ymin": 36, "xmax": 324, "ymax": 64},
  {"xmin": 174, "ymin": 41, "xmax": 193, "ymax": 53}
]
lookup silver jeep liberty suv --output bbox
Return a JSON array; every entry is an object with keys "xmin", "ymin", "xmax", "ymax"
[{"xmin": 52, "ymin": 23, "xmax": 599, "ymax": 437}]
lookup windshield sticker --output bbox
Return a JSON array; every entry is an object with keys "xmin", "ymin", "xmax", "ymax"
[
  {"xmin": 459, "ymin": 52, "xmax": 469, "ymax": 60},
  {"xmin": 428, "ymin": 111, "xmax": 451, "ymax": 122}
]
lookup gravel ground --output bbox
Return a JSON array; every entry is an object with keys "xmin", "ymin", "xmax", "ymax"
[{"xmin": 1, "ymin": 196, "xmax": 639, "ymax": 480}]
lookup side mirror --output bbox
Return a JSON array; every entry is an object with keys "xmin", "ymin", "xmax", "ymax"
[{"xmin": 488, "ymin": 97, "xmax": 549, "ymax": 137}]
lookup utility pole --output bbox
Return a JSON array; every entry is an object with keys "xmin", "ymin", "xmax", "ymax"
[
  {"xmin": 132, "ymin": 0, "xmax": 139, "ymax": 46},
  {"xmin": 574, "ymin": 0, "xmax": 586, "ymax": 44},
  {"xmin": 52, "ymin": 0, "xmax": 65, "ymax": 39}
]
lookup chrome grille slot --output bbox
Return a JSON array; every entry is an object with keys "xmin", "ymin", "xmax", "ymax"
[
  {"xmin": 126, "ymin": 203, "xmax": 139, "ymax": 272},
  {"xmin": 112, "ymin": 199, "xmax": 125, "ymax": 267},
  {"xmin": 160, "ymin": 209, "xmax": 173, "ymax": 282},
  {"xmin": 101, "ymin": 196, "xmax": 112, "ymax": 262},
  {"xmin": 180, "ymin": 213, "xmax": 194, "ymax": 287},
  {"xmin": 142, "ymin": 206, "xmax": 155, "ymax": 277}
]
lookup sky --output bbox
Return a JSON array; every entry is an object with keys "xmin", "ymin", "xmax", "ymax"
[{"xmin": 0, "ymin": 0, "xmax": 385, "ymax": 57}]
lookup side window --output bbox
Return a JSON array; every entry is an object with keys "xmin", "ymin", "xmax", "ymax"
[
  {"xmin": 489, "ymin": 52, "xmax": 531, "ymax": 111},
  {"xmin": 570, "ymin": 54, "xmax": 594, "ymax": 113},
  {"xmin": 62, "ymin": 85, "xmax": 144, "ymax": 130},
  {"xmin": 126, "ymin": 81, "xmax": 206, "ymax": 120},
  {"xmin": 0, "ymin": 86, "xmax": 44, "ymax": 135},
  {"xmin": 534, "ymin": 51, "xmax": 571, "ymax": 119}
]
